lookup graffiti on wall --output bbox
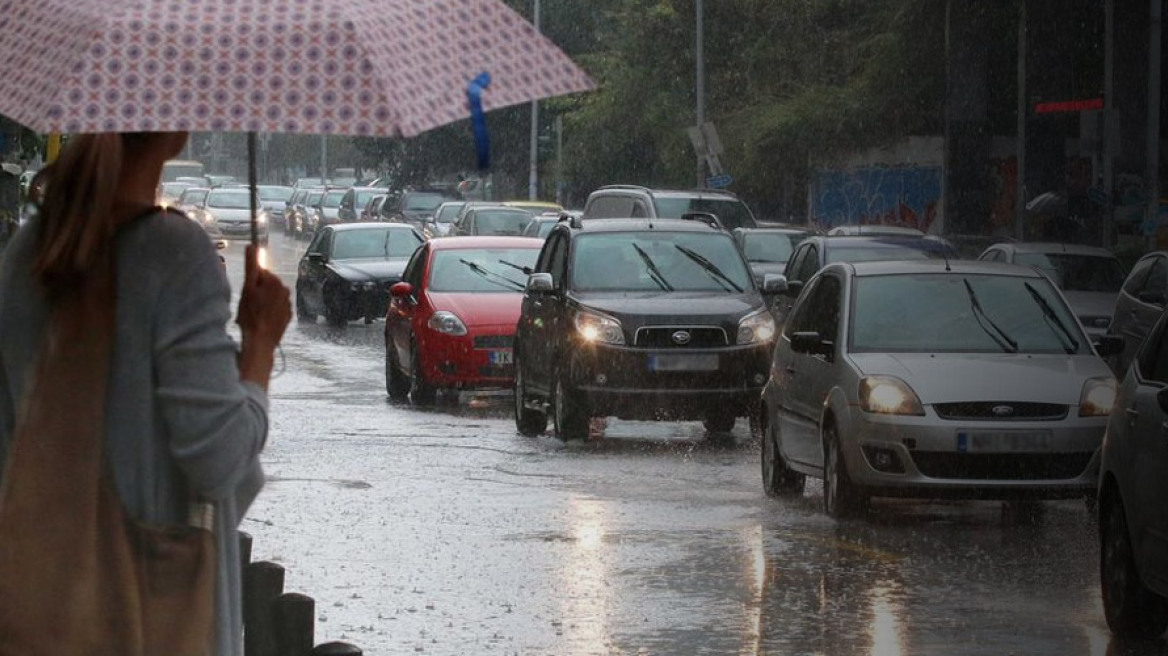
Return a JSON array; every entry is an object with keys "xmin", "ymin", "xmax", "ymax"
[{"xmin": 810, "ymin": 166, "xmax": 941, "ymax": 231}]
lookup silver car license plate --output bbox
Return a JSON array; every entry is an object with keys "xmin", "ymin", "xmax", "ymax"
[
  {"xmin": 956, "ymin": 430, "xmax": 1054, "ymax": 453},
  {"xmin": 488, "ymin": 350, "xmax": 513, "ymax": 365},
  {"xmin": 647, "ymin": 354, "xmax": 719, "ymax": 372}
]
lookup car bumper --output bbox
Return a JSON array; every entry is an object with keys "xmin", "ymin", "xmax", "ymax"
[
  {"xmin": 837, "ymin": 409, "xmax": 1106, "ymax": 498},
  {"xmin": 418, "ymin": 326, "xmax": 516, "ymax": 389},
  {"xmin": 328, "ymin": 281, "xmax": 398, "ymax": 320},
  {"xmin": 566, "ymin": 342, "xmax": 771, "ymax": 420}
]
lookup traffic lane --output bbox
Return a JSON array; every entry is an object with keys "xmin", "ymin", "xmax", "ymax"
[{"xmin": 233, "ymin": 232, "xmax": 1138, "ymax": 655}]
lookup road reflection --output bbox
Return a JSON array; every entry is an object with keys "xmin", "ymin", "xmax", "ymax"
[{"xmin": 557, "ymin": 497, "xmax": 613, "ymax": 652}]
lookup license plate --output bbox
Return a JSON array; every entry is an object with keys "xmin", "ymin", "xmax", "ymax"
[
  {"xmin": 488, "ymin": 350, "xmax": 513, "ymax": 365},
  {"xmin": 647, "ymin": 354, "xmax": 719, "ymax": 372},
  {"xmin": 956, "ymin": 430, "xmax": 1054, "ymax": 453}
]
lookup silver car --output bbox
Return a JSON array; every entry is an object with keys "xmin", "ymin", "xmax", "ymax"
[
  {"xmin": 760, "ymin": 260, "xmax": 1123, "ymax": 518},
  {"xmin": 198, "ymin": 187, "xmax": 269, "ymax": 244}
]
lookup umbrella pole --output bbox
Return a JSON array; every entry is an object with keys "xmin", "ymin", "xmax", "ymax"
[{"xmin": 248, "ymin": 131, "xmax": 259, "ymax": 248}]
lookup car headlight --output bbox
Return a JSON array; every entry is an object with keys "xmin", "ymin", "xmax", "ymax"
[
  {"xmin": 256, "ymin": 210, "xmax": 268, "ymax": 225},
  {"xmin": 575, "ymin": 310, "xmax": 624, "ymax": 345},
  {"xmin": 737, "ymin": 309, "xmax": 776, "ymax": 345},
  {"xmin": 1079, "ymin": 377, "xmax": 1118, "ymax": 417},
  {"xmin": 199, "ymin": 210, "xmax": 216, "ymax": 225},
  {"xmin": 859, "ymin": 376, "xmax": 925, "ymax": 416},
  {"xmin": 427, "ymin": 311, "xmax": 468, "ymax": 336}
]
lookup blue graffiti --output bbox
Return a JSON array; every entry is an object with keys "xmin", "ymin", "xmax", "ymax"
[{"xmin": 810, "ymin": 166, "xmax": 942, "ymax": 231}]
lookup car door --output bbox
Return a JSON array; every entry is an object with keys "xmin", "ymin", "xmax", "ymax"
[
  {"xmin": 521, "ymin": 232, "xmax": 568, "ymax": 395},
  {"xmin": 1122, "ymin": 315, "xmax": 1168, "ymax": 591},
  {"xmin": 777, "ymin": 274, "xmax": 843, "ymax": 469},
  {"xmin": 1117, "ymin": 256, "xmax": 1168, "ymax": 376},
  {"xmin": 388, "ymin": 245, "xmax": 429, "ymax": 374},
  {"xmin": 301, "ymin": 228, "xmax": 333, "ymax": 312}
]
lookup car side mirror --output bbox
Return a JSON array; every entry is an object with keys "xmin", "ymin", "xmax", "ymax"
[
  {"xmin": 307, "ymin": 252, "xmax": 325, "ymax": 264},
  {"xmin": 1092, "ymin": 334, "xmax": 1125, "ymax": 358},
  {"xmin": 390, "ymin": 282, "xmax": 413, "ymax": 298},
  {"xmin": 761, "ymin": 274, "xmax": 788, "ymax": 295},
  {"xmin": 527, "ymin": 272, "xmax": 554, "ymax": 293},
  {"xmin": 789, "ymin": 331, "xmax": 832, "ymax": 356},
  {"xmin": 1138, "ymin": 291, "xmax": 1166, "ymax": 306}
]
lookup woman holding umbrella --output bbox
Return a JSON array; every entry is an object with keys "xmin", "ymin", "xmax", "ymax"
[{"xmin": 0, "ymin": 131, "xmax": 291, "ymax": 654}]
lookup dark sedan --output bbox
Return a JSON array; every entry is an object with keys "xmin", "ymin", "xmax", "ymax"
[
  {"xmin": 732, "ymin": 226, "xmax": 817, "ymax": 284},
  {"xmin": 296, "ymin": 223, "xmax": 424, "ymax": 326}
]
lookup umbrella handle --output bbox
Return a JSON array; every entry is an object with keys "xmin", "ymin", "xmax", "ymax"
[{"xmin": 248, "ymin": 132, "xmax": 259, "ymax": 248}]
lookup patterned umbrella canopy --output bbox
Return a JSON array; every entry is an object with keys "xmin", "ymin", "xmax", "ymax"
[{"xmin": 0, "ymin": 0, "xmax": 593, "ymax": 137}]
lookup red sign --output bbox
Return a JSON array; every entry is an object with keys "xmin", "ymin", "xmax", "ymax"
[{"xmin": 1034, "ymin": 98, "xmax": 1105, "ymax": 114}]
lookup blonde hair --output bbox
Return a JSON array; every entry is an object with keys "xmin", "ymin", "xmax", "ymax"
[{"xmin": 28, "ymin": 134, "xmax": 141, "ymax": 295}]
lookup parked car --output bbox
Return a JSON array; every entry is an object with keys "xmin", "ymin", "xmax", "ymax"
[
  {"xmin": 295, "ymin": 189, "xmax": 326, "ymax": 239},
  {"xmin": 449, "ymin": 206, "xmax": 534, "ymax": 237},
  {"xmin": 175, "ymin": 186, "xmax": 210, "ymax": 215},
  {"xmin": 339, "ymin": 186, "xmax": 389, "ymax": 223},
  {"xmin": 296, "ymin": 223, "xmax": 423, "ymax": 326},
  {"xmin": 759, "ymin": 260, "xmax": 1122, "ymax": 518},
  {"xmin": 256, "ymin": 185, "xmax": 294, "ymax": 229},
  {"xmin": 826, "ymin": 225, "xmax": 925, "ymax": 237},
  {"xmin": 732, "ymin": 226, "xmax": 818, "ymax": 284},
  {"xmin": 307, "ymin": 187, "xmax": 349, "ymax": 236},
  {"xmin": 978, "ymin": 242, "xmax": 1126, "ymax": 337},
  {"xmin": 521, "ymin": 214, "xmax": 564, "ymax": 239},
  {"xmin": 361, "ymin": 194, "xmax": 387, "ymax": 222},
  {"xmin": 513, "ymin": 218, "xmax": 786, "ymax": 440},
  {"xmin": 384, "ymin": 236, "xmax": 543, "ymax": 404},
  {"xmin": 427, "ymin": 201, "xmax": 466, "ymax": 238},
  {"xmin": 1099, "ymin": 306, "xmax": 1168, "ymax": 638},
  {"xmin": 1107, "ymin": 251, "xmax": 1168, "ymax": 377},
  {"xmin": 158, "ymin": 181, "xmax": 195, "ymax": 207},
  {"xmin": 195, "ymin": 187, "xmax": 268, "ymax": 243},
  {"xmin": 285, "ymin": 188, "xmax": 312, "ymax": 236},
  {"xmin": 380, "ymin": 188, "xmax": 462, "ymax": 227},
  {"xmin": 581, "ymin": 185, "xmax": 759, "ymax": 230}
]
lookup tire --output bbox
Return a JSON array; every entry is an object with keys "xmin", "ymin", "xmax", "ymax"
[
  {"xmin": 762, "ymin": 417, "xmax": 805, "ymax": 497},
  {"xmin": 703, "ymin": 409, "xmax": 737, "ymax": 434},
  {"xmin": 514, "ymin": 362, "xmax": 547, "ymax": 437},
  {"xmin": 1102, "ymin": 494, "xmax": 1168, "ymax": 638},
  {"xmin": 823, "ymin": 422, "xmax": 866, "ymax": 519},
  {"xmin": 385, "ymin": 340, "xmax": 410, "ymax": 401},
  {"xmin": 295, "ymin": 291, "xmax": 314, "ymax": 323},
  {"xmin": 553, "ymin": 369, "xmax": 589, "ymax": 441},
  {"xmin": 409, "ymin": 344, "xmax": 437, "ymax": 406}
]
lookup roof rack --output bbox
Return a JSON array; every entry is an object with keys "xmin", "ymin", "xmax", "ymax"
[{"xmin": 596, "ymin": 184, "xmax": 650, "ymax": 192}]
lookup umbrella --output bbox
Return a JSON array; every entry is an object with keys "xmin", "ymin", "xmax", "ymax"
[{"xmin": 0, "ymin": 0, "xmax": 593, "ymax": 244}]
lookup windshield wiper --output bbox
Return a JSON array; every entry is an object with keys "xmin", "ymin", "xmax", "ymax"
[
  {"xmin": 674, "ymin": 244, "xmax": 743, "ymax": 292},
  {"xmin": 963, "ymin": 279, "xmax": 1018, "ymax": 353},
  {"xmin": 632, "ymin": 244, "xmax": 674, "ymax": 291},
  {"xmin": 1024, "ymin": 282, "xmax": 1079, "ymax": 354},
  {"xmin": 497, "ymin": 259, "xmax": 533, "ymax": 276},
  {"xmin": 459, "ymin": 259, "xmax": 525, "ymax": 292}
]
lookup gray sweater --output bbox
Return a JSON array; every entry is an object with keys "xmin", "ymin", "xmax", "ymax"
[{"xmin": 0, "ymin": 212, "xmax": 268, "ymax": 656}]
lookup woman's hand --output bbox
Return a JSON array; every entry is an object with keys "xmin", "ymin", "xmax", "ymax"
[{"xmin": 237, "ymin": 245, "xmax": 291, "ymax": 389}]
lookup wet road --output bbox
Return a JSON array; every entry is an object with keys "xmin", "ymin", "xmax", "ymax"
[{"xmin": 227, "ymin": 231, "xmax": 1147, "ymax": 655}]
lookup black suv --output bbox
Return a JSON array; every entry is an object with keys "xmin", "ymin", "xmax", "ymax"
[
  {"xmin": 380, "ymin": 188, "xmax": 463, "ymax": 227},
  {"xmin": 513, "ymin": 218, "xmax": 786, "ymax": 440},
  {"xmin": 581, "ymin": 185, "xmax": 759, "ymax": 230}
]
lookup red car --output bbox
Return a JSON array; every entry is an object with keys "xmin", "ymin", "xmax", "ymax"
[{"xmin": 384, "ymin": 236, "xmax": 543, "ymax": 404}]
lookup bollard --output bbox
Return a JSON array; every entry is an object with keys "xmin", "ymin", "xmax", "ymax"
[
  {"xmin": 312, "ymin": 642, "xmax": 363, "ymax": 656},
  {"xmin": 243, "ymin": 561, "xmax": 285, "ymax": 656},
  {"xmin": 239, "ymin": 531, "xmax": 253, "ymax": 572},
  {"xmin": 274, "ymin": 592, "xmax": 315, "ymax": 656}
]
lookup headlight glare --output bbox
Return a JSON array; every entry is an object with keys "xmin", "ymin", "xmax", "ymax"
[
  {"xmin": 737, "ymin": 309, "xmax": 776, "ymax": 345},
  {"xmin": 859, "ymin": 376, "xmax": 925, "ymax": 416},
  {"xmin": 575, "ymin": 310, "xmax": 624, "ymax": 345},
  {"xmin": 1079, "ymin": 377, "xmax": 1118, "ymax": 417},
  {"xmin": 427, "ymin": 311, "xmax": 468, "ymax": 336}
]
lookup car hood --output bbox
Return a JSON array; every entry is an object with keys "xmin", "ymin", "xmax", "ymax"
[
  {"xmin": 573, "ymin": 292, "xmax": 764, "ymax": 339},
  {"xmin": 1061, "ymin": 290, "xmax": 1118, "ymax": 319},
  {"xmin": 428, "ymin": 292, "xmax": 523, "ymax": 328},
  {"xmin": 329, "ymin": 258, "xmax": 409, "ymax": 281},
  {"xmin": 847, "ymin": 352, "xmax": 1113, "ymax": 405}
]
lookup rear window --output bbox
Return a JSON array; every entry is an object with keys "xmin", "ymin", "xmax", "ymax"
[
  {"xmin": 331, "ymin": 228, "xmax": 420, "ymax": 260},
  {"xmin": 741, "ymin": 232, "xmax": 810, "ymax": 263},
  {"xmin": 654, "ymin": 197, "xmax": 757, "ymax": 230},
  {"xmin": 258, "ymin": 186, "xmax": 293, "ymax": 202},
  {"xmin": 323, "ymin": 192, "xmax": 346, "ymax": 207},
  {"xmin": 405, "ymin": 192, "xmax": 456, "ymax": 212},
  {"xmin": 474, "ymin": 210, "xmax": 532, "ymax": 236},
  {"xmin": 825, "ymin": 244, "xmax": 945, "ymax": 265}
]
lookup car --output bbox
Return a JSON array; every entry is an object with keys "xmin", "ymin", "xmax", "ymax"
[
  {"xmin": 296, "ymin": 223, "xmax": 424, "ymax": 326},
  {"xmin": 307, "ymin": 187, "xmax": 349, "ymax": 236},
  {"xmin": 732, "ymin": 226, "xmax": 818, "ymax": 285},
  {"xmin": 503, "ymin": 200, "xmax": 563, "ymax": 215},
  {"xmin": 158, "ymin": 181, "xmax": 195, "ymax": 207},
  {"xmin": 759, "ymin": 259, "xmax": 1123, "ymax": 517},
  {"xmin": 174, "ymin": 186, "xmax": 210, "ymax": 216},
  {"xmin": 978, "ymin": 242, "xmax": 1126, "ymax": 337},
  {"xmin": 521, "ymin": 214, "xmax": 564, "ymax": 239},
  {"xmin": 203, "ymin": 174, "xmax": 236, "ymax": 187},
  {"xmin": 1098, "ymin": 306, "xmax": 1168, "ymax": 639},
  {"xmin": 384, "ymin": 236, "xmax": 544, "ymax": 404},
  {"xmin": 426, "ymin": 201, "xmax": 467, "ymax": 238},
  {"xmin": 581, "ymin": 185, "xmax": 759, "ymax": 230},
  {"xmin": 256, "ymin": 185, "xmax": 294, "ymax": 229},
  {"xmin": 295, "ymin": 188, "xmax": 326, "ymax": 239},
  {"xmin": 284, "ymin": 188, "xmax": 310, "ymax": 236},
  {"xmin": 380, "ymin": 188, "xmax": 463, "ymax": 228},
  {"xmin": 513, "ymin": 218, "xmax": 786, "ymax": 440},
  {"xmin": 195, "ymin": 187, "xmax": 269, "ymax": 243},
  {"xmin": 449, "ymin": 206, "xmax": 534, "ymax": 237},
  {"xmin": 338, "ymin": 186, "xmax": 389, "ymax": 223},
  {"xmin": 1106, "ymin": 251, "xmax": 1168, "ymax": 378},
  {"xmin": 826, "ymin": 224, "xmax": 925, "ymax": 237},
  {"xmin": 360, "ymin": 194, "xmax": 387, "ymax": 222}
]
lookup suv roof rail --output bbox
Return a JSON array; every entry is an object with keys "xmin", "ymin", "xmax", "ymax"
[{"xmin": 596, "ymin": 184, "xmax": 650, "ymax": 192}]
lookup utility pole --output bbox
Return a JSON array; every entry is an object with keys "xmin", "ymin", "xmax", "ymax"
[
  {"xmin": 695, "ymin": 0, "xmax": 705, "ymax": 188},
  {"xmin": 528, "ymin": 0, "xmax": 541, "ymax": 200}
]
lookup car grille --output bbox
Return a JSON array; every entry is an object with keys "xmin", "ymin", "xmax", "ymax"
[
  {"xmin": 933, "ymin": 402, "xmax": 1068, "ymax": 421},
  {"xmin": 911, "ymin": 452, "xmax": 1093, "ymax": 480},
  {"xmin": 474, "ymin": 335, "xmax": 513, "ymax": 349},
  {"xmin": 635, "ymin": 326, "xmax": 728, "ymax": 348}
]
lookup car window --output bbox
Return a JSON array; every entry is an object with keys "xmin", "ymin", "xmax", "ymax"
[
  {"xmin": 330, "ymin": 228, "xmax": 420, "ymax": 260},
  {"xmin": 795, "ymin": 246, "xmax": 820, "ymax": 282},
  {"xmin": 471, "ymin": 209, "xmax": 533, "ymax": 236},
  {"xmin": 1145, "ymin": 258, "xmax": 1168, "ymax": 300},
  {"xmin": 322, "ymin": 191, "xmax": 346, "ymax": 208},
  {"xmin": 588, "ymin": 195, "xmax": 636, "ymax": 218},
  {"xmin": 785, "ymin": 244, "xmax": 808, "ymax": 279},
  {"xmin": 654, "ymin": 197, "xmax": 757, "ymax": 230},
  {"xmin": 783, "ymin": 277, "xmax": 821, "ymax": 336},
  {"xmin": 569, "ymin": 231, "xmax": 751, "ymax": 293},
  {"xmin": 549, "ymin": 235, "xmax": 568, "ymax": 288},
  {"xmin": 404, "ymin": 192, "xmax": 453, "ymax": 212},
  {"xmin": 742, "ymin": 232, "xmax": 809, "ymax": 264},
  {"xmin": 402, "ymin": 246, "xmax": 427, "ymax": 290},
  {"xmin": 1123, "ymin": 256, "xmax": 1156, "ymax": 295},
  {"xmin": 307, "ymin": 229, "xmax": 331, "ymax": 256},
  {"xmin": 1014, "ymin": 253, "xmax": 1125, "ymax": 292},
  {"xmin": 787, "ymin": 275, "xmax": 841, "ymax": 340}
]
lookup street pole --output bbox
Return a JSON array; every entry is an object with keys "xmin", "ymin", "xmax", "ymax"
[
  {"xmin": 1015, "ymin": 0, "xmax": 1027, "ymax": 241},
  {"xmin": 695, "ymin": 0, "xmax": 705, "ymax": 189},
  {"xmin": 1147, "ymin": 0, "xmax": 1162, "ymax": 250},
  {"xmin": 528, "ymin": 0, "xmax": 541, "ymax": 200}
]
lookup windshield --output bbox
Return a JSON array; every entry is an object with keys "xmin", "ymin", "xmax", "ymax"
[
  {"xmin": 322, "ymin": 191, "xmax": 345, "ymax": 208},
  {"xmin": 428, "ymin": 248, "xmax": 540, "ymax": 293},
  {"xmin": 572, "ymin": 232, "xmax": 751, "ymax": 293},
  {"xmin": 178, "ymin": 189, "xmax": 208, "ymax": 205},
  {"xmin": 473, "ymin": 210, "xmax": 532, "ymax": 236},
  {"xmin": 851, "ymin": 273, "xmax": 1088, "ymax": 355},
  {"xmin": 436, "ymin": 204, "xmax": 463, "ymax": 223},
  {"xmin": 306, "ymin": 192, "xmax": 323, "ymax": 205},
  {"xmin": 742, "ymin": 232, "xmax": 810, "ymax": 263},
  {"xmin": 206, "ymin": 190, "xmax": 252, "ymax": 209},
  {"xmin": 161, "ymin": 182, "xmax": 191, "ymax": 197},
  {"xmin": 257, "ymin": 186, "xmax": 293, "ymax": 202},
  {"xmin": 404, "ymin": 192, "xmax": 452, "ymax": 212},
  {"xmin": 826, "ymin": 244, "xmax": 944, "ymax": 264},
  {"xmin": 330, "ymin": 228, "xmax": 420, "ymax": 260},
  {"xmin": 654, "ymin": 197, "xmax": 756, "ymax": 230},
  {"xmin": 1014, "ymin": 253, "xmax": 1126, "ymax": 292},
  {"xmin": 354, "ymin": 190, "xmax": 380, "ymax": 208}
]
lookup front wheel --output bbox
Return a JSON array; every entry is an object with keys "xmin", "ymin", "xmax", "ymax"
[
  {"xmin": 1102, "ymin": 494, "xmax": 1168, "ymax": 638},
  {"xmin": 385, "ymin": 340, "xmax": 410, "ymax": 401},
  {"xmin": 762, "ymin": 418, "xmax": 805, "ymax": 497},
  {"xmin": 514, "ymin": 362, "xmax": 547, "ymax": 437},
  {"xmin": 295, "ymin": 291, "xmax": 314, "ymax": 323},
  {"xmin": 553, "ymin": 370, "xmax": 589, "ymax": 441},
  {"xmin": 409, "ymin": 344, "xmax": 437, "ymax": 406},
  {"xmin": 823, "ymin": 423, "xmax": 866, "ymax": 519},
  {"xmin": 703, "ymin": 409, "xmax": 737, "ymax": 434}
]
